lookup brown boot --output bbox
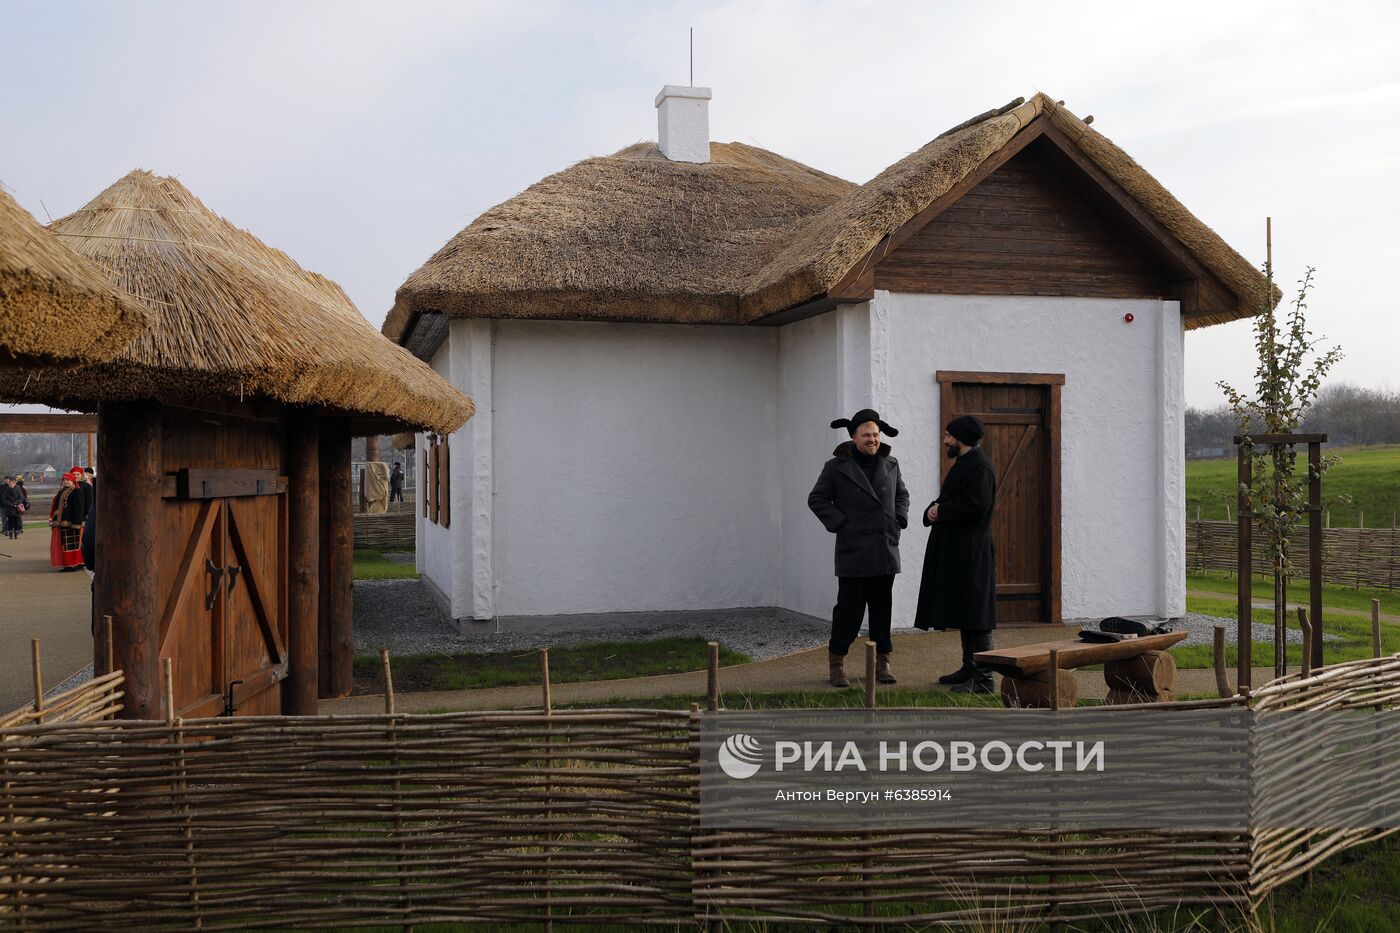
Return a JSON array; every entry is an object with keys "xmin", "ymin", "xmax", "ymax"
[
  {"xmin": 876, "ymin": 653, "xmax": 897, "ymax": 685},
  {"xmin": 828, "ymin": 653, "xmax": 850, "ymax": 688}
]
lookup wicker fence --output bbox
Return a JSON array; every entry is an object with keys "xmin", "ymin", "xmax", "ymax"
[
  {"xmin": 1186, "ymin": 519, "xmax": 1400, "ymax": 590},
  {"xmin": 353, "ymin": 510, "xmax": 414, "ymax": 551},
  {"xmin": 2, "ymin": 659, "xmax": 1398, "ymax": 929}
]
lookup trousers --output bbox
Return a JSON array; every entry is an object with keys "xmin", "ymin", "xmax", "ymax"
[
  {"xmin": 960, "ymin": 629, "xmax": 994, "ymax": 681},
  {"xmin": 829, "ymin": 575, "xmax": 895, "ymax": 656}
]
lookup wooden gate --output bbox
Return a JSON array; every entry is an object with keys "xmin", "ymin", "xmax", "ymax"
[
  {"xmin": 938, "ymin": 372, "xmax": 1062, "ymax": 625},
  {"xmin": 155, "ymin": 408, "xmax": 289, "ymax": 717}
]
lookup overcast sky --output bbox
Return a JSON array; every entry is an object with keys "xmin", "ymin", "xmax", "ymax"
[{"xmin": 3, "ymin": 0, "xmax": 1396, "ymax": 409}]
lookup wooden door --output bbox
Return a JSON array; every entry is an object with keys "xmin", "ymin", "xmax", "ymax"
[
  {"xmin": 157, "ymin": 472, "xmax": 289, "ymax": 717},
  {"xmin": 938, "ymin": 372, "xmax": 1062, "ymax": 625}
]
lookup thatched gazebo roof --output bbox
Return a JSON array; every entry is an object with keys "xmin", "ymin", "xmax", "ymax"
[
  {"xmin": 0, "ymin": 186, "xmax": 152, "ymax": 364},
  {"xmin": 387, "ymin": 92, "xmax": 1271, "ymax": 342},
  {"xmin": 2, "ymin": 171, "xmax": 473, "ymax": 435}
]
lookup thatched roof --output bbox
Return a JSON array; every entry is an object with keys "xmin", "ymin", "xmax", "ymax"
[
  {"xmin": 383, "ymin": 141, "xmax": 855, "ymax": 338},
  {"xmin": 1, "ymin": 171, "xmax": 473, "ymax": 435},
  {"xmin": 0, "ymin": 186, "xmax": 152, "ymax": 363},
  {"xmin": 387, "ymin": 92, "xmax": 1270, "ymax": 341}
]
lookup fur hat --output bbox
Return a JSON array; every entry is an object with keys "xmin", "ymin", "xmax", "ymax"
[{"xmin": 830, "ymin": 408, "xmax": 899, "ymax": 437}]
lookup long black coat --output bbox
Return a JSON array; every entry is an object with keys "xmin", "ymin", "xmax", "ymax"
[
  {"xmin": 807, "ymin": 442, "xmax": 910, "ymax": 578},
  {"xmin": 914, "ymin": 446, "xmax": 997, "ymax": 632},
  {"xmin": 0, "ymin": 483, "xmax": 20, "ymax": 517}
]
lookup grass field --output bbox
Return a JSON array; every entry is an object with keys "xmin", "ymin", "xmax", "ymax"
[
  {"xmin": 354, "ymin": 637, "xmax": 750, "ymax": 693},
  {"xmin": 352, "ymin": 548, "xmax": 417, "ymax": 580},
  {"xmin": 1187, "ymin": 443, "xmax": 1400, "ymax": 526}
]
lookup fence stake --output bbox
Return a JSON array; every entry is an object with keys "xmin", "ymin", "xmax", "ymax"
[
  {"xmin": 1213, "ymin": 625, "xmax": 1231, "ymax": 698},
  {"xmin": 864, "ymin": 641, "xmax": 877, "ymax": 709},
  {"xmin": 540, "ymin": 648, "xmax": 552, "ymax": 714},
  {"xmin": 1375, "ymin": 600, "xmax": 1384, "ymax": 659},
  {"xmin": 30, "ymin": 638, "xmax": 43, "ymax": 721},
  {"xmin": 1359, "ymin": 510, "xmax": 1364, "ymax": 529},
  {"xmin": 707, "ymin": 642, "xmax": 720, "ymax": 712},
  {"xmin": 1324, "ymin": 509, "xmax": 1330, "ymax": 529},
  {"xmin": 1296, "ymin": 608, "xmax": 1311, "ymax": 678},
  {"xmin": 104, "ymin": 615, "xmax": 115, "ymax": 677},
  {"xmin": 380, "ymin": 647, "xmax": 395, "ymax": 716},
  {"xmin": 1049, "ymin": 649, "xmax": 1061, "ymax": 711}
]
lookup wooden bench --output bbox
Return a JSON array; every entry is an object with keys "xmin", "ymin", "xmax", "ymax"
[{"xmin": 974, "ymin": 631, "xmax": 1188, "ymax": 707}]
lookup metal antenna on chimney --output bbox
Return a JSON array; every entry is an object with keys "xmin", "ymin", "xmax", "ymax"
[{"xmin": 689, "ymin": 27, "xmax": 693, "ymax": 86}]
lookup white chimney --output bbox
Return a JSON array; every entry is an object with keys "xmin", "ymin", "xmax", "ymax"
[{"xmin": 654, "ymin": 85, "xmax": 712, "ymax": 163}]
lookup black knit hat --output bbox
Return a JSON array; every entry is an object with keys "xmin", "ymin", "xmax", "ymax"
[
  {"xmin": 946, "ymin": 415, "xmax": 984, "ymax": 446},
  {"xmin": 831, "ymin": 408, "xmax": 898, "ymax": 437}
]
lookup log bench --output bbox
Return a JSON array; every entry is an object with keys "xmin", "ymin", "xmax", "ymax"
[{"xmin": 974, "ymin": 631, "xmax": 1188, "ymax": 708}]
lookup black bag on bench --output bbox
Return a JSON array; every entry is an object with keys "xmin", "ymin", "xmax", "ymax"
[{"xmin": 1078, "ymin": 617, "xmax": 1174, "ymax": 643}]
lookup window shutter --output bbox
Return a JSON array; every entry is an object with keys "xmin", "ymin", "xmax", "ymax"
[
  {"xmin": 439, "ymin": 435, "xmax": 450, "ymax": 528},
  {"xmin": 422, "ymin": 438, "xmax": 431, "ymax": 519},
  {"xmin": 430, "ymin": 439, "xmax": 441, "ymax": 525}
]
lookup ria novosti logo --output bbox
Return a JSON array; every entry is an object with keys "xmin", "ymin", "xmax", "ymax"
[{"xmin": 718, "ymin": 734, "xmax": 764, "ymax": 779}]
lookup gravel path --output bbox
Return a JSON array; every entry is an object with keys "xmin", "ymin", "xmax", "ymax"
[
  {"xmin": 353, "ymin": 580, "xmax": 832, "ymax": 660},
  {"xmin": 354, "ymin": 580, "xmax": 1339, "ymax": 660}
]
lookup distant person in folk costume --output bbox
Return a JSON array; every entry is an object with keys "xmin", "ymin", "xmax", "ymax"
[
  {"xmin": 914, "ymin": 415, "xmax": 999, "ymax": 694},
  {"xmin": 389, "ymin": 461, "xmax": 405, "ymax": 503},
  {"xmin": 49, "ymin": 469, "xmax": 87, "ymax": 571},
  {"xmin": 808, "ymin": 409, "xmax": 910, "ymax": 688}
]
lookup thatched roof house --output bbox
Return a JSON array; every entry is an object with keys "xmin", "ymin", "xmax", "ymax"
[
  {"xmin": 0, "ymin": 186, "xmax": 151, "ymax": 363},
  {"xmin": 5, "ymin": 171, "xmax": 472, "ymax": 435},
  {"xmin": 387, "ymin": 92, "xmax": 1271, "ymax": 351},
  {"xmin": 388, "ymin": 86, "xmax": 1271, "ymax": 639}
]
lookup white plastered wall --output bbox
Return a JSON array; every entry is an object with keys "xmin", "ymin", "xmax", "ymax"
[
  {"xmin": 473, "ymin": 319, "xmax": 781, "ymax": 618},
  {"xmin": 858, "ymin": 291, "xmax": 1187, "ymax": 624}
]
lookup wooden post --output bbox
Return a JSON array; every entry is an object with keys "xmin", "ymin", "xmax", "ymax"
[
  {"xmin": 284, "ymin": 410, "xmax": 320, "ymax": 716},
  {"xmin": 30, "ymin": 638, "xmax": 43, "ymax": 720},
  {"xmin": 1213, "ymin": 625, "xmax": 1231, "ymax": 698},
  {"xmin": 864, "ymin": 641, "xmax": 876, "ymax": 709},
  {"xmin": 1308, "ymin": 441, "xmax": 1324, "ymax": 669},
  {"xmin": 1048, "ymin": 649, "xmax": 1061, "ymax": 711},
  {"xmin": 163, "ymin": 657, "xmax": 175, "ymax": 725},
  {"xmin": 1236, "ymin": 441, "xmax": 1253, "ymax": 693},
  {"xmin": 1296, "ymin": 608, "xmax": 1311, "ymax": 678},
  {"xmin": 103, "ymin": 615, "xmax": 114, "ymax": 678},
  {"xmin": 1375, "ymin": 600, "xmax": 1384, "ymax": 659},
  {"xmin": 318, "ymin": 418, "xmax": 354, "ymax": 698},
  {"xmin": 540, "ymin": 648, "xmax": 552, "ymax": 713},
  {"xmin": 707, "ymin": 642, "xmax": 720, "ymax": 712},
  {"xmin": 380, "ymin": 647, "xmax": 395, "ymax": 716},
  {"xmin": 96, "ymin": 400, "xmax": 162, "ymax": 719},
  {"xmin": 86, "ymin": 432, "xmax": 94, "ymax": 468}
]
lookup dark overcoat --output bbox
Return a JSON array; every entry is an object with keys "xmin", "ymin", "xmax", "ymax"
[
  {"xmin": 807, "ymin": 441, "xmax": 910, "ymax": 578},
  {"xmin": 914, "ymin": 446, "xmax": 997, "ymax": 632},
  {"xmin": 0, "ymin": 483, "xmax": 20, "ymax": 518}
]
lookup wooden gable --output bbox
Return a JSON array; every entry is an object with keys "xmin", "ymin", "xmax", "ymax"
[
  {"xmin": 793, "ymin": 119, "xmax": 1239, "ymax": 324},
  {"xmin": 874, "ymin": 142, "xmax": 1176, "ymax": 300}
]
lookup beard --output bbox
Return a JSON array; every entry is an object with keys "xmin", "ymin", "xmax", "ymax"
[{"xmin": 945, "ymin": 442, "xmax": 960, "ymax": 459}]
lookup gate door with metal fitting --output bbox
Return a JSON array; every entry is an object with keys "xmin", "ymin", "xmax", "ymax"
[{"xmin": 155, "ymin": 407, "xmax": 289, "ymax": 717}]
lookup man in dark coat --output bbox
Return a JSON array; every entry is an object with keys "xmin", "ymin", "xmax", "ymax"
[
  {"xmin": 808, "ymin": 409, "xmax": 910, "ymax": 688},
  {"xmin": 389, "ymin": 462, "xmax": 405, "ymax": 503},
  {"xmin": 0, "ymin": 476, "xmax": 21, "ymax": 539},
  {"xmin": 914, "ymin": 415, "xmax": 998, "ymax": 693}
]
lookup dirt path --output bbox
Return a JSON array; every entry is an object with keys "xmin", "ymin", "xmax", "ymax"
[{"xmin": 0, "ymin": 522, "xmax": 95, "ymax": 711}]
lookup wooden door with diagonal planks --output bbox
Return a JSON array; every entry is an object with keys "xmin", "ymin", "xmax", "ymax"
[
  {"xmin": 156, "ymin": 408, "xmax": 289, "ymax": 717},
  {"xmin": 938, "ymin": 372, "xmax": 1062, "ymax": 624}
]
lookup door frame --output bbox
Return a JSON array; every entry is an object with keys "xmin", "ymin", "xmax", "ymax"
[{"xmin": 937, "ymin": 370, "xmax": 1063, "ymax": 625}]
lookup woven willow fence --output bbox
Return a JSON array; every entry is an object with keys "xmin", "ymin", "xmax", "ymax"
[
  {"xmin": 352, "ymin": 511, "xmax": 414, "ymax": 550},
  {"xmin": 1186, "ymin": 519, "xmax": 1400, "ymax": 590},
  {"xmin": 2, "ymin": 658, "xmax": 1397, "ymax": 929}
]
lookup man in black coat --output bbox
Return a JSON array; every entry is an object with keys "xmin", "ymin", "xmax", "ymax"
[
  {"xmin": 389, "ymin": 462, "xmax": 405, "ymax": 503},
  {"xmin": 914, "ymin": 415, "xmax": 998, "ymax": 693},
  {"xmin": 808, "ymin": 409, "xmax": 910, "ymax": 688},
  {"xmin": 0, "ymin": 476, "xmax": 21, "ymax": 539}
]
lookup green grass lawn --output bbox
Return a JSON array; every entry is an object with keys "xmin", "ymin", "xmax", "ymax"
[
  {"xmin": 355, "ymin": 637, "xmax": 750, "ymax": 693},
  {"xmin": 1187, "ymin": 570, "xmax": 1400, "ymax": 617},
  {"xmin": 1176, "ymin": 591, "xmax": 1399, "ymax": 669},
  {"xmin": 352, "ymin": 548, "xmax": 418, "ymax": 580},
  {"xmin": 1187, "ymin": 443, "xmax": 1400, "ymax": 526}
]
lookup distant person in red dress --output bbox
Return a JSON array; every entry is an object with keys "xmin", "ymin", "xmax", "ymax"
[{"xmin": 49, "ymin": 470, "xmax": 86, "ymax": 571}]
